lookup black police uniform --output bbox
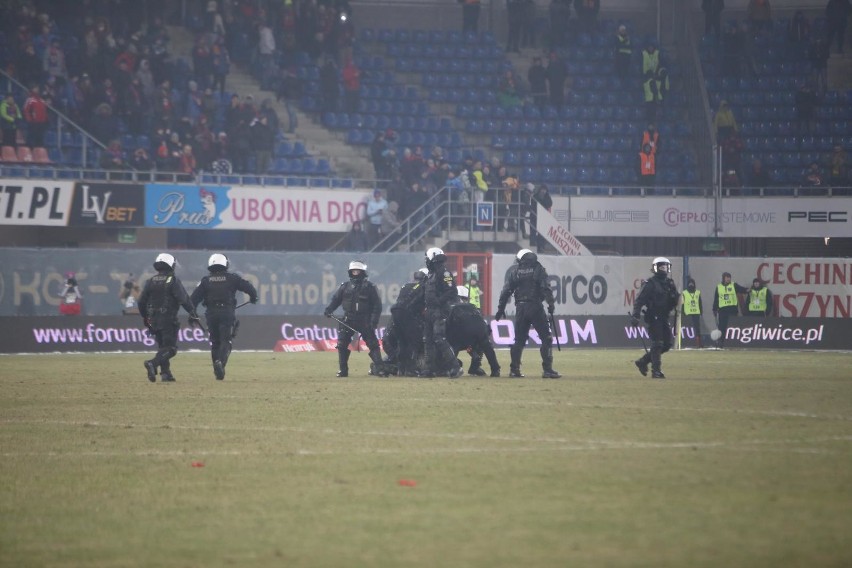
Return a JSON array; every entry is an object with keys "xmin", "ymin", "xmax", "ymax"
[
  {"xmin": 497, "ymin": 253, "xmax": 560, "ymax": 378},
  {"xmin": 190, "ymin": 269, "xmax": 258, "ymax": 380},
  {"xmin": 383, "ymin": 277, "xmax": 426, "ymax": 376},
  {"xmin": 446, "ymin": 302, "xmax": 500, "ymax": 377},
  {"xmin": 138, "ymin": 270, "xmax": 198, "ymax": 382},
  {"xmin": 325, "ymin": 274, "xmax": 383, "ymax": 377},
  {"xmin": 423, "ymin": 259, "xmax": 462, "ymax": 378},
  {"xmin": 631, "ymin": 272, "xmax": 679, "ymax": 378}
]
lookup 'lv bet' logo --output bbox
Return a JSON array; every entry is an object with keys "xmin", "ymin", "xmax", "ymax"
[{"xmin": 80, "ymin": 185, "xmax": 112, "ymax": 224}]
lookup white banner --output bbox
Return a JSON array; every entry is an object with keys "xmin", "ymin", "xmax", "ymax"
[
  {"xmin": 489, "ymin": 255, "xmax": 685, "ymax": 316},
  {"xmin": 0, "ymin": 180, "xmax": 74, "ymax": 226},
  {"xmin": 686, "ymin": 258, "xmax": 852, "ymax": 325},
  {"xmin": 536, "ymin": 203, "xmax": 592, "ymax": 256},
  {"xmin": 217, "ymin": 186, "xmax": 372, "ymax": 231},
  {"xmin": 552, "ymin": 196, "xmax": 852, "ymax": 238}
]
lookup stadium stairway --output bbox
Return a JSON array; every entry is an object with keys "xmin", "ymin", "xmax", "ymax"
[{"xmin": 165, "ymin": 25, "xmax": 375, "ymax": 181}]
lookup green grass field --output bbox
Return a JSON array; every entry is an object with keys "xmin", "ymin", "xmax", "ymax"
[{"xmin": 2, "ymin": 349, "xmax": 852, "ymax": 568}]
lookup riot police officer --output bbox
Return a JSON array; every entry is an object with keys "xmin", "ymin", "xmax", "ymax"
[
  {"xmin": 190, "ymin": 253, "xmax": 258, "ymax": 381},
  {"xmin": 324, "ymin": 260, "xmax": 383, "ymax": 377},
  {"xmin": 449, "ymin": 286, "xmax": 500, "ymax": 377},
  {"xmin": 138, "ymin": 253, "xmax": 201, "ymax": 382},
  {"xmin": 382, "ymin": 268, "xmax": 427, "ymax": 376},
  {"xmin": 631, "ymin": 257, "xmax": 680, "ymax": 379},
  {"xmin": 496, "ymin": 248, "xmax": 560, "ymax": 378},
  {"xmin": 423, "ymin": 247, "xmax": 463, "ymax": 378}
]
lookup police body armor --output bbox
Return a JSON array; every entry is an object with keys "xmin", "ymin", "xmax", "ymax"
[
  {"xmin": 143, "ymin": 274, "xmax": 182, "ymax": 327},
  {"xmin": 341, "ymin": 280, "xmax": 378, "ymax": 320}
]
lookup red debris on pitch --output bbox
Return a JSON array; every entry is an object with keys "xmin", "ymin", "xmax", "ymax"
[
  {"xmin": 191, "ymin": 461, "xmax": 205, "ymax": 468},
  {"xmin": 397, "ymin": 479, "xmax": 417, "ymax": 487}
]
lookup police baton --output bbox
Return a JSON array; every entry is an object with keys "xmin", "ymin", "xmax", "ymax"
[
  {"xmin": 189, "ymin": 316, "xmax": 207, "ymax": 335},
  {"xmin": 628, "ymin": 311, "xmax": 648, "ymax": 354},
  {"xmin": 329, "ymin": 314, "xmax": 360, "ymax": 336},
  {"xmin": 235, "ymin": 300, "xmax": 252, "ymax": 310},
  {"xmin": 549, "ymin": 313, "xmax": 561, "ymax": 352}
]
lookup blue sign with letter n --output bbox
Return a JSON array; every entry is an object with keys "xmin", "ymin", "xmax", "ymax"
[{"xmin": 476, "ymin": 202, "xmax": 494, "ymax": 227}]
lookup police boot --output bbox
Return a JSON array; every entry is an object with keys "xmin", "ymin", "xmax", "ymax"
[
  {"xmin": 651, "ymin": 346, "xmax": 664, "ymax": 379},
  {"xmin": 368, "ymin": 349, "xmax": 387, "ymax": 377},
  {"xmin": 509, "ymin": 346, "xmax": 524, "ymax": 377},
  {"xmin": 213, "ymin": 360, "xmax": 225, "ymax": 381},
  {"xmin": 144, "ymin": 359, "xmax": 157, "ymax": 382},
  {"xmin": 468, "ymin": 354, "xmax": 486, "ymax": 376},
  {"xmin": 337, "ymin": 349, "xmax": 350, "ymax": 378},
  {"xmin": 490, "ymin": 367, "xmax": 501, "ymax": 377},
  {"xmin": 541, "ymin": 347, "xmax": 561, "ymax": 379},
  {"xmin": 634, "ymin": 354, "xmax": 650, "ymax": 376},
  {"xmin": 160, "ymin": 366, "xmax": 176, "ymax": 382}
]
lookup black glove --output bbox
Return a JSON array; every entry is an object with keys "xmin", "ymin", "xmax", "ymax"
[
  {"xmin": 630, "ymin": 315, "xmax": 640, "ymax": 327},
  {"xmin": 324, "ymin": 308, "xmax": 333, "ymax": 318},
  {"xmin": 250, "ymin": 297, "xmax": 258, "ymax": 304},
  {"xmin": 547, "ymin": 303, "xmax": 555, "ymax": 316},
  {"xmin": 189, "ymin": 315, "xmax": 202, "ymax": 328},
  {"xmin": 143, "ymin": 318, "xmax": 153, "ymax": 335},
  {"xmin": 495, "ymin": 309, "xmax": 505, "ymax": 321}
]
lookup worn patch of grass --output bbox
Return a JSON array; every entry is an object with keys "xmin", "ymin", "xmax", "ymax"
[{"xmin": 1, "ymin": 349, "xmax": 852, "ymax": 567}]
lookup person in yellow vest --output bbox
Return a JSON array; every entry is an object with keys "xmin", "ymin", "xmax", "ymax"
[
  {"xmin": 681, "ymin": 277, "xmax": 703, "ymax": 348},
  {"xmin": 642, "ymin": 42, "xmax": 660, "ymax": 76},
  {"xmin": 467, "ymin": 276, "xmax": 482, "ymax": 310},
  {"xmin": 745, "ymin": 278, "xmax": 773, "ymax": 317},
  {"xmin": 712, "ymin": 271, "xmax": 749, "ymax": 347}
]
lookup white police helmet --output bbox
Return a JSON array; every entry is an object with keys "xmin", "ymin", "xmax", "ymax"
[
  {"xmin": 208, "ymin": 253, "xmax": 229, "ymax": 270},
  {"xmin": 516, "ymin": 248, "xmax": 533, "ymax": 260},
  {"xmin": 348, "ymin": 260, "xmax": 367, "ymax": 272},
  {"xmin": 425, "ymin": 247, "xmax": 444, "ymax": 261},
  {"xmin": 153, "ymin": 253, "xmax": 176, "ymax": 270},
  {"xmin": 456, "ymin": 285, "xmax": 470, "ymax": 299},
  {"xmin": 652, "ymin": 257, "xmax": 671, "ymax": 274}
]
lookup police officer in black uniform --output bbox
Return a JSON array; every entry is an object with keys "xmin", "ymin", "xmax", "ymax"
[
  {"xmin": 324, "ymin": 260, "xmax": 383, "ymax": 377},
  {"xmin": 449, "ymin": 285, "xmax": 501, "ymax": 377},
  {"xmin": 631, "ymin": 257, "xmax": 680, "ymax": 379},
  {"xmin": 138, "ymin": 253, "xmax": 201, "ymax": 383},
  {"xmin": 423, "ymin": 248, "xmax": 463, "ymax": 378},
  {"xmin": 382, "ymin": 268, "xmax": 428, "ymax": 376},
  {"xmin": 496, "ymin": 248, "xmax": 561, "ymax": 378},
  {"xmin": 190, "ymin": 253, "xmax": 258, "ymax": 380}
]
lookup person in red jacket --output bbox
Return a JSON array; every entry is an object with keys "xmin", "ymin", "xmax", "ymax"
[
  {"xmin": 341, "ymin": 56, "xmax": 361, "ymax": 114},
  {"xmin": 24, "ymin": 86, "xmax": 49, "ymax": 148}
]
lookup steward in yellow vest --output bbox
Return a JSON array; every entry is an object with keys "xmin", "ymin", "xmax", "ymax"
[{"xmin": 746, "ymin": 278, "xmax": 773, "ymax": 316}]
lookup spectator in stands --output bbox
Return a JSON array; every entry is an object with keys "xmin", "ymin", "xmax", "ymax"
[
  {"xmin": 721, "ymin": 131, "xmax": 745, "ymax": 180},
  {"xmin": 546, "ymin": 51, "xmax": 567, "ymax": 108},
  {"xmin": 461, "ymin": 0, "xmax": 481, "ymax": 33},
  {"xmin": 381, "ymin": 201, "xmax": 402, "ymax": 242},
  {"xmin": 225, "ymin": 94, "xmax": 242, "ymax": 134},
  {"xmin": 23, "ymin": 86, "xmax": 49, "ymax": 148},
  {"xmin": 829, "ymin": 145, "xmax": 848, "ymax": 186},
  {"xmin": 575, "ymin": 0, "xmax": 600, "ymax": 33},
  {"xmin": 258, "ymin": 21, "xmax": 276, "ymax": 69},
  {"xmin": 639, "ymin": 142, "xmax": 657, "ymax": 192},
  {"xmin": 713, "ymin": 100, "xmax": 738, "ymax": 140},
  {"xmin": 702, "ymin": 0, "xmax": 725, "ymax": 40},
  {"xmin": 250, "ymin": 115, "xmax": 274, "ymax": 175},
  {"xmin": 130, "ymin": 147, "xmax": 153, "ymax": 170},
  {"xmin": 240, "ymin": 95, "xmax": 257, "ymax": 124},
  {"xmin": 192, "ymin": 36, "xmax": 213, "ymax": 90},
  {"xmin": 722, "ymin": 168, "xmax": 742, "ymax": 190},
  {"xmin": 471, "ymin": 160, "xmax": 489, "ymax": 203},
  {"xmin": 1, "ymin": 94, "xmax": 23, "ymax": 148},
  {"xmin": 206, "ymin": 1, "xmax": 226, "ymax": 37},
  {"xmin": 341, "ymin": 56, "xmax": 361, "ymax": 114},
  {"xmin": 100, "ymin": 139, "xmax": 127, "ymax": 170},
  {"xmin": 366, "ymin": 189, "xmax": 388, "ymax": 245},
  {"xmin": 794, "ymin": 82, "xmax": 818, "ymax": 136},
  {"xmin": 825, "ymin": 0, "xmax": 851, "ymax": 54},
  {"xmin": 788, "ymin": 10, "xmax": 810, "ymax": 43},
  {"xmin": 507, "ymin": 0, "xmax": 523, "ymax": 53},
  {"xmin": 16, "ymin": 44, "xmax": 43, "ymax": 90},
  {"xmin": 528, "ymin": 56, "xmax": 548, "ymax": 108},
  {"xmin": 747, "ymin": 0, "xmax": 773, "ymax": 35},
  {"xmin": 641, "ymin": 123, "xmax": 661, "ymax": 155},
  {"xmin": 344, "ymin": 221, "xmax": 369, "ymax": 252},
  {"xmin": 808, "ymin": 38, "xmax": 830, "ymax": 95},
  {"xmin": 747, "ymin": 158, "xmax": 773, "ymax": 189},
  {"xmin": 498, "ymin": 172, "xmax": 521, "ymax": 232},
  {"xmin": 370, "ymin": 131, "xmax": 388, "ymax": 179},
  {"xmin": 521, "ymin": 0, "xmax": 538, "ymax": 47},
  {"xmin": 803, "ymin": 161, "xmax": 824, "ymax": 186},
  {"xmin": 320, "ymin": 58, "xmax": 340, "ymax": 114},
  {"xmin": 179, "ymin": 144, "xmax": 197, "ymax": 176},
  {"xmin": 43, "ymin": 40, "xmax": 68, "ymax": 85},
  {"xmin": 211, "ymin": 36, "xmax": 230, "ymax": 94},
  {"xmin": 400, "ymin": 147, "xmax": 425, "ymax": 186},
  {"xmin": 549, "ymin": 0, "xmax": 571, "ymax": 48},
  {"xmin": 614, "ymin": 24, "xmax": 633, "ymax": 79},
  {"xmin": 230, "ymin": 119, "xmax": 251, "ymax": 173},
  {"xmin": 497, "ymin": 70, "xmax": 523, "ymax": 107},
  {"xmin": 642, "ymin": 70, "xmax": 661, "ymax": 123}
]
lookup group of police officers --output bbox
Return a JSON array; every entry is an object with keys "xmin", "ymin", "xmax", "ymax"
[{"xmin": 136, "ymin": 248, "xmax": 699, "ymax": 383}]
